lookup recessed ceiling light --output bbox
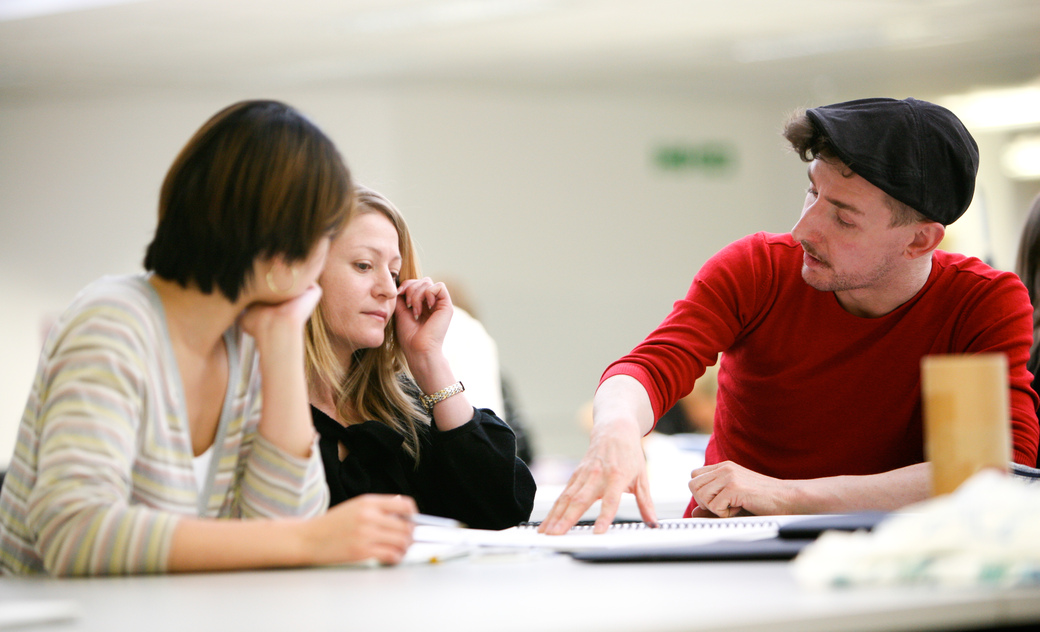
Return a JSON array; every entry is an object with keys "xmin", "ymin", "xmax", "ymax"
[
  {"xmin": 941, "ymin": 85, "xmax": 1040, "ymax": 130},
  {"xmin": 1002, "ymin": 133, "xmax": 1040, "ymax": 180}
]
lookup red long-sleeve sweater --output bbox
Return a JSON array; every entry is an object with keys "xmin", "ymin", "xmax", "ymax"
[{"xmin": 602, "ymin": 232, "xmax": 1040, "ymax": 504}]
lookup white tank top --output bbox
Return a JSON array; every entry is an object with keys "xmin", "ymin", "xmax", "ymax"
[{"xmin": 192, "ymin": 446, "xmax": 214, "ymax": 494}]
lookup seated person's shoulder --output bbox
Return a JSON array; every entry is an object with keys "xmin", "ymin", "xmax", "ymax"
[
  {"xmin": 933, "ymin": 250, "xmax": 1027, "ymax": 292},
  {"xmin": 47, "ymin": 276, "xmax": 157, "ymax": 348}
]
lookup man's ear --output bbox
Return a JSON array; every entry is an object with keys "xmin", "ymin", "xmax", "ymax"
[{"xmin": 905, "ymin": 222, "xmax": 945, "ymax": 260}]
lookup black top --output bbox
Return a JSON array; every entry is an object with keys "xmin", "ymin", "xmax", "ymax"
[{"xmin": 311, "ymin": 404, "xmax": 536, "ymax": 530}]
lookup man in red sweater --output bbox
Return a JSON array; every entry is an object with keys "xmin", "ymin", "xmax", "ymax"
[{"xmin": 541, "ymin": 98, "xmax": 1040, "ymax": 534}]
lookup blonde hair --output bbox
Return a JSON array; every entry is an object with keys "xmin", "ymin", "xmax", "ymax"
[{"xmin": 305, "ymin": 185, "xmax": 429, "ymax": 460}]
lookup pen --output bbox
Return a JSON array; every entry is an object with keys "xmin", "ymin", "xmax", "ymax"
[{"xmin": 409, "ymin": 513, "xmax": 467, "ymax": 529}]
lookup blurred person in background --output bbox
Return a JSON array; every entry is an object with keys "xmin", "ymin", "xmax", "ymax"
[
  {"xmin": 440, "ymin": 278, "xmax": 535, "ymax": 464},
  {"xmin": 1014, "ymin": 191, "xmax": 1040, "ymax": 468}
]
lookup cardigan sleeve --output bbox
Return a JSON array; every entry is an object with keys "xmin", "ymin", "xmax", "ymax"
[
  {"xmin": 226, "ymin": 337, "xmax": 329, "ymax": 520},
  {"xmin": 235, "ymin": 433, "xmax": 329, "ymax": 519},
  {"xmin": 25, "ymin": 309, "xmax": 180, "ymax": 576}
]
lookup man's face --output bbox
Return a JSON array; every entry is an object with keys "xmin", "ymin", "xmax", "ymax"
[{"xmin": 790, "ymin": 158, "xmax": 917, "ymax": 295}]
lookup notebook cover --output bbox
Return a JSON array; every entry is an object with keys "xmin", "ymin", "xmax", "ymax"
[
  {"xmin": 776, "ymin": 512, "xmax": 888, "ymax": 539},
  {"xmin": 566, "ymin": 512, "xmax": 889, "ymax": 563},
  {"xmin": 566, "ymin": 537, "xmax": 812, "ymax": 563}
]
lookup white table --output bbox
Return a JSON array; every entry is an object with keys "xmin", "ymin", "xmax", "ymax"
[{"xmin": 2, "ymin": 552, "xmax": 1039, "ymax": 632}]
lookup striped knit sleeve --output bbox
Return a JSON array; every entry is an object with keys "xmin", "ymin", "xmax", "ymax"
[
  {"xmin": 26, "ymin": 305, "xmax": 179, "ymax": 576},
  {"xmin": 236, "ymin": 433, "xmax": 328, "ymax": 519}
]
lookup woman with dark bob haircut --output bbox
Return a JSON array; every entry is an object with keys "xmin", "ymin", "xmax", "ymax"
[{"xmin": 0, "ymin": 100, "xmax": 417, "ymax": 576}]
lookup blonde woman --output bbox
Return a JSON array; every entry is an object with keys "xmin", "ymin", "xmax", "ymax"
[
  {"xmin": 307, "ymin": 187, "xmax": 535, "ymax": 530},
  {"xmin": 0, "ymin": 101, "xmax": 415, "ymax": 576}
]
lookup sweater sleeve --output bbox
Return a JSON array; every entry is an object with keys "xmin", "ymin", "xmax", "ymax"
[
  {"xmin": 418, "ymin": 408, "xmax": 536, "ymax": 530},
  {"xmin": 600, "ymin": 233, "xmax": 774, "ymax": 423},
  {"xmin": 951, "ymin": 270, "xmax": 1039, "ymax": 465},
  {"xmin": 227, "ymin": 338, "xmax": 329, "ymax": 520},
  {"xmin": 25, "ymin": 310, "xmax": 179, "ymax": 576},
  {"xmin": 235, "ymin": 433, "xmax": 329, "ymax": 519}
]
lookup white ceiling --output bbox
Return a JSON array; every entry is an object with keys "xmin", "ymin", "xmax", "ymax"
[{"xmin": 2, "ymin": 0, "xmax": 1039, "ymax": 101}]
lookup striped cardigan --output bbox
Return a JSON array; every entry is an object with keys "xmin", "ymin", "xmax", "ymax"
[{"xmin": 0, "ymin": 275, "xmax": 328, "ymax": 575}]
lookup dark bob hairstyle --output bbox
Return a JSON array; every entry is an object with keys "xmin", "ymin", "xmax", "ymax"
[{"xmin": 144, "ymin": 100, "xmax": 351, "ymax": 302}]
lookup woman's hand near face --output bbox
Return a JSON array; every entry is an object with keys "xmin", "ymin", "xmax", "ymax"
[
  {"xmin": 394, "ymin": 277, "xmax": 452, "ymax": 362},
  {"xmin": 240, "ymin": 284, "xmax": 324, "ymax": 347},
  {"xmin": 241, "ymin": 284, "xmax": 325, "ymax": 458},
  {"xmin": 394, "ymin": 278, "xmax": 473, "ymax": 432}
]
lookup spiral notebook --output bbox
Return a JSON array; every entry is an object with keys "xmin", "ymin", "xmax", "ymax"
[
  {"xmin": 412, "ymin": 516, "xmax": 798, "ymax": 554},
  {"xmin": 567, "ymin": 512, "xmax": 889, "ymax": 563},
  {"xmin": 519, "ymin": 516, "xmax": 786, "ymax": 532}
]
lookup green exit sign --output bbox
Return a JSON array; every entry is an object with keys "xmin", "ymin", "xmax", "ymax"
[{"xmin": 652, "ymin": 142, "xmax": 737, "ymax": 174}]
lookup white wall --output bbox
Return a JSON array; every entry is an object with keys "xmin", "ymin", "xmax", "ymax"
[
  {"xmin": 962, "ymin": 130, "xmax": 1040, "ymax": 269},
  {"xmin": 361, "ymin": 86, "xmax": 806, "ymax": 459},
  {"xmin": 2, "ymin": 85, "xmax": 1022, "ymax": 468}
]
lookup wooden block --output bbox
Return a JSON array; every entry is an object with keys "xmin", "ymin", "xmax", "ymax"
[{"xmin": 921, "ymin": 353, "xmax": 1010, "ymax": 496}]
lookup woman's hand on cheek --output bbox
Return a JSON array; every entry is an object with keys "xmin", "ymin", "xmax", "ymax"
[
  {"xmin": 240, "ymin": 284, "xmax": 324, "ymax": 346},
  {"xmin": 394, "ymin": 278, "xmax": 452, "ymax": 360}
]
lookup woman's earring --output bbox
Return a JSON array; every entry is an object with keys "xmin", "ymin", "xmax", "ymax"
[{"xmin": 266, "ymin": 267, "xmax": 299, "ymax": 294}]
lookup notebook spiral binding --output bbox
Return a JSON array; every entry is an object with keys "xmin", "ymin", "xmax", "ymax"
[{"xmin": 517, "ymin": 518, "xmax": 780, "ymax": 531}]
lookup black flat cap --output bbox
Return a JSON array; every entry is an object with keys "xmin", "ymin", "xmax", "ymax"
[{"xmin": 806, "ymin": 97, "xmax": 979, "ymax": 225}]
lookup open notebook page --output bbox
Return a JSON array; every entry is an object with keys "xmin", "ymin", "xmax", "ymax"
[{"xmin": 412, "ymin": 515, "xmax": 809, "ymax": 554}]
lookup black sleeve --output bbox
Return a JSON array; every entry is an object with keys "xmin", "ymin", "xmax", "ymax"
[{"xmin": 414, "ymin": 408, "xmax": 536, "ymax": 530}]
